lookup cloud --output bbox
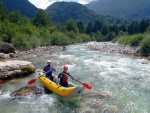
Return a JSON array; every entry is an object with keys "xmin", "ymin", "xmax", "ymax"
[
  {"xmin": 28, "ymin": 0, "xmax": 55, "ymax": 9},
  {"xmin": 28, "ymin": 0, "xmax": 95, "ymax": 9}
]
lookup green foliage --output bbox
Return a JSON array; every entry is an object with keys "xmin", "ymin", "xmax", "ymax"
[
  {"xmin": 139, "ymin": 35, "xmax": 150, "ymax": 56},
  {"xmin": 46, "ymin": 2, "xmax": 130, "ymax": 25},
  {"xmin": 19, "ymin": 24, "xmax": 39, "ymax": 36},
  {"xmin": 0, "ymin": 20, "xmax": 18, "ymax": 43},
  {"xmin": 106, "ymin": 32, "xmax": 116, "ymax": 41},
  {"xmin": 0, "ymin": 2, "xmax": 7, "ymax": 21},
  {"xmin": 77, "ymin": 21, "xmax": 85, "ymax": 33},
  {"xmin": 86, "ymin": 22, "xmax": 93, "ymax": 34},
  {"xmin": 65, "ymin": 19, "xmax": 79, "ymax": 33},
  {"xmin": 86, "ymin": 0, "xmax": 150, "ymax": 20},
  {"xmin": 79, "ymin": 33, "xmax": 90, "ymax": 42},
  {"xmin": 65, "ymin": 31, "xmax": 82, "ymax": 43},
  {"xmin": 101, "ymin": 23, "xmax": 110, "ymax": 36},
  {"xmin": 129, "ymin": 34, "xmax": 144, "ymax": 46},
  {"xmin": 50, "ymin": 32, "xmax": 71, "ymax": 46},
  {"xmin": 12, "ymin": 33, "xmax": 32, "ymax": 50},
  {"xmin": 12, "ymin": 33, "xmax": 41, "ymax": 50},
  {"xmin": 8, "ymin": 11, "xmax": 22, "ymax": 23},
  {"xmin": 0, "ymin": 0, "xmax": 38, "ymax": 18},
  {"xmin": 33, "ymin": 9, "xmax": 50, "ymax": 27},
  {"xmin": 38, "ymin": 27, "xmax": 52, "ymax": 46},
  {"xmin": 92, "ymin": 31, "xmax": 103, "ymax": 42},
  {"xmin": 114, "ymin": 34, "xmax": 144, "ymax": 46},
  {"xmin": 0, "ymin": 0, "xmax": 150, "ymax": 53}
]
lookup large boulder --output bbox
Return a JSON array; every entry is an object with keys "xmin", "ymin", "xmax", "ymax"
[
  {"xmin": 11, "ymin": 86, "xmax": 43, "ymax": 96},
  {"xmin": 0, "ymin": 60, "xmax": 36, "ymax": 80},
  {"xmin": 0, "ymin": 43, "xmax": 15, "ymax": 54}
]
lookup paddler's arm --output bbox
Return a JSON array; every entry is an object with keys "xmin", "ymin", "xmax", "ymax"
[
  {"xmin": 52, "ymin": 67, "xmax": 56, "ymax": 71},
  {"xmin": 58, "ymin": 72, "xmax": 62, "ymax": 79}
]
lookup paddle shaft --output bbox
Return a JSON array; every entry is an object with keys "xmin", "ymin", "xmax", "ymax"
[{"xmin": 73, "ymin": 79, "xmax": 82, "ymax": 84}]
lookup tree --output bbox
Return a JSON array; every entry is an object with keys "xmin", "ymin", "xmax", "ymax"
[
  {"xmin": 101, "ymin": 23, "xmax": 110, "ymax": 36},
  {"xmin": 140, "ymin": 36, "xmax": 150, "ymax": 56},
  {"xmin": 77, "ymin": 21, "xmax": 84, "ymax": 33},
  {"xmin": 65, "ymin": 19, "xmax": 79, "ymax": 33},
  {"xmin": 1, "ymin": 21, "xmax": 18, "ymax": 43},
  {"xmin": 33, "ymin": 9, "xmax": 50, "ymax": 27},
  {"xmin": 93, "ymin": 20, "xmax": 102, "ymax": 32},
  {"xmin": 8, "ymin": 11, "xmax": 22, "ymax": 23},
  {"xmin": 128, "ymin": 21, "xmax": 140, "ymax": 35},
  {"xmin": 0, "ymin": 2, "xmax": 7, "ymax": 21},
  {"xmin": 140, "ymin": 20, "xmax": 149, "ymax": 33},
  {"xmin": 86, "ymin": 22, "xmax": 93, "ymax": 34},
  {"xmin": 110, "ymin": 24, "xmax": 119, "ymax": 35}
]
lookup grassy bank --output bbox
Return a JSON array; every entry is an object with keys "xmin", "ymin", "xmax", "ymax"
[{"xmin": 113, "ymin": 29, "xmax": 150, "ymax": 56}]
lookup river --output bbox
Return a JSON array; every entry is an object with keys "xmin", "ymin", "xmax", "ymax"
[{"xmin": 0, "ymin": 42, "xmax": 150, "ymax": 113}]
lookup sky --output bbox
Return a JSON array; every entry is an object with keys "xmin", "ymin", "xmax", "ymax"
[{"xmin": 28, "ymin": 0, "xmax": 95, "ymax": 9}]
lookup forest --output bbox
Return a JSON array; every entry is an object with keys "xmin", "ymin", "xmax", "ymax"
[{"xmin": 0, "ymin": 2, "xmax": 150, "ymax": 56}]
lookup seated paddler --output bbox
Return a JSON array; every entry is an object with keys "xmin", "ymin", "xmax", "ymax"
[
  {"xmin": 58, "ymin": 65, "xmax": 75, "ymax": 87},
  {"xmin": 43, "ymin": 60, "xmax": 56, "ymax": 81}
]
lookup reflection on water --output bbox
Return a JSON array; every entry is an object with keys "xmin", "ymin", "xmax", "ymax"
[{"xmin": 0, "ymin": 42, "xmax": 150, "ymax": 113}]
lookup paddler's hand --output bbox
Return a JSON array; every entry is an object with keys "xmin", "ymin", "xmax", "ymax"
[
  {"xmin": 71, "ymin": 77, "xmax": 76, "ymax": 80},
  {"xmin": 52, "ymin": 67, "xmax": 56, "ymax": 71}
]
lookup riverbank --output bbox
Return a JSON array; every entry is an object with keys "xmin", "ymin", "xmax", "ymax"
[
  {"xmin": 16, "ymin": 46, "xmax": 62, "ymax": 57},
  {"xmin": 87, "ymin": 41, "xmax": 150, "ymax": 60}
]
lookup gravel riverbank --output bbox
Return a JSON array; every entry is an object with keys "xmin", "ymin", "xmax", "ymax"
[
  {"xmin": 87, "ymin": 42, "xmax": 150, "ymax": 60},
  {"xmin": 87, "ymin": 42, "xmax": 139, "ymax": 55}
]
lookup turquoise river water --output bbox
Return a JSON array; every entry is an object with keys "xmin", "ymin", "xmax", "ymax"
[{"xmin": 0, "ymin": 42, "xmax": 150, "ymax": 113}]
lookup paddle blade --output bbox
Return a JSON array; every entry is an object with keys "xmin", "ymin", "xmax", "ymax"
[
  {"xmin": 28, "ymin": 78, "xmax": 36, "ymax": 85},
  {"xmin": 82, "ymin": 83, "xmax": 92, "ymax": 90}
]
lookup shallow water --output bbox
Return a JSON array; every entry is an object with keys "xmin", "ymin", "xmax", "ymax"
[{"xmin": 0, "ymin": 42, "xmax": 150, "ymax": 113}]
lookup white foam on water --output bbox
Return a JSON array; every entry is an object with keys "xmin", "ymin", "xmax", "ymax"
[{"xmin": 0, "ymin": 92, "xmax": 11, "ymax": 100}]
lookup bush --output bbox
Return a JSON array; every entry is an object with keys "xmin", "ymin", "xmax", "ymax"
[
  {"xmin": 79, "ymin": 33, "xmax": 90, "ymax": 42},
  {"xmin": 50, "ymin": 32, "xmax": 71, "ymax": 46},
  {"xmin": 113, "ymin": 34, "xmax": 144, "ymax": 46},
  {"xmin": 130, "ymin": 34, "xmax": 144, "ymax": 46},
  {"xmin": 38, "ymin": 27, "xmax": 52, "ymax": 46},
  {"xmin": 12, "ymin": 33, "xmax": 31, "ymax": 50},
  {"xmin": 66, "ymin": 31, "xmax": 83, "ymax": 43},
  {"xmin": 139, "ymin": 36, "xmax": 150, "ymax": 56},
  {"xmin": 115, "ymin": 35, "xmax": 131, "ymax": 45},
  {"xmin": 0, "ymin": 21, "xmax": 18, "ymax": 43}
]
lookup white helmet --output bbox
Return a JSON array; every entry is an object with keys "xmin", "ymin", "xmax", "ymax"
[{"xmin": 47, "ymin": 60, "xmax": 51, "ymax": 63}]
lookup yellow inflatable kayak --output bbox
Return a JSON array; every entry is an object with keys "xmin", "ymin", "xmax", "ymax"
[{"xmin": 38, "ymin": 72, "xmax": 85, "ymax": 98}]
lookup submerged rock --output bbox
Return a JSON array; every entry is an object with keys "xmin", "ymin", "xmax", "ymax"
[
  {"xmin": 11, "ymin": 86, "xmax": 43, "ymax": 96},
  {"xmin": 0, "ymin": 60, "xmax": 36, "ymax": 80},
  {"xmin": 87, "ymin": 98, "xmax": 104, "ymax": 109}
]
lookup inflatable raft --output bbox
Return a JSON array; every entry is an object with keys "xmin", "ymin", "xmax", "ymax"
[{"xmin": 38, "ymin": 72, "xmax": 85, "ymax": 98}]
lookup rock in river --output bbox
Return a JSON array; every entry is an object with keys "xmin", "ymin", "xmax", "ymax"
[
  {"xmin": 0, "ymin": 60, "xmax": 36, "ymax": 80},
  {"xmin": 11, "ymin": 86, "xmax": 43, "ymax": 96}
]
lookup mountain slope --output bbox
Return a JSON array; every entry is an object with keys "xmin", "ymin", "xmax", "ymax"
[
  {"xmin": 86, "ymin": 0, "xmax": 150, "ymax": 20},
  {"xmin": 0, "ymin": 0, "xmax": 38, "ymax": 18},
  {"xmin": 46, "ymin": 2, "xmax": 131, "ymax": 25},
  {"xmin": 46, "ymin": 2, "xmax": 101, "ymax": 24}
]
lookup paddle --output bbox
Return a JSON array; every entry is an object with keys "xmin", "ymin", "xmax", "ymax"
[
  {"xmin": 28, "ymin": 69, "xmax": 43, "ymax": 85},
  {"xmin": 28, "ymin": 78, "xmax": 37, "ymax": 85},
  {"xmin": 72, "ymin": 78, "xmax": 92, "ymax": 90}
]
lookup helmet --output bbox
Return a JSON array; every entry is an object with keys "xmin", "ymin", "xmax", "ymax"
[
  {"xmin": 47, "ymin": 60, "xmax": 51, "ymax": 63},
  {"xmin": 63, "ymin": 65, "xmax": 68, "ymax": 71}
]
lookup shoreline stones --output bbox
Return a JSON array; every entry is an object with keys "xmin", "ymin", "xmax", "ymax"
[{"xmin": 88, "ymin": 42, "xmax": 139, "ymax": 56}]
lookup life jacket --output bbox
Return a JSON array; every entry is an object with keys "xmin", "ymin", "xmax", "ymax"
[{"xmin": 63, "ymin": 74, "xmax": 68, "ymax": 82}]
